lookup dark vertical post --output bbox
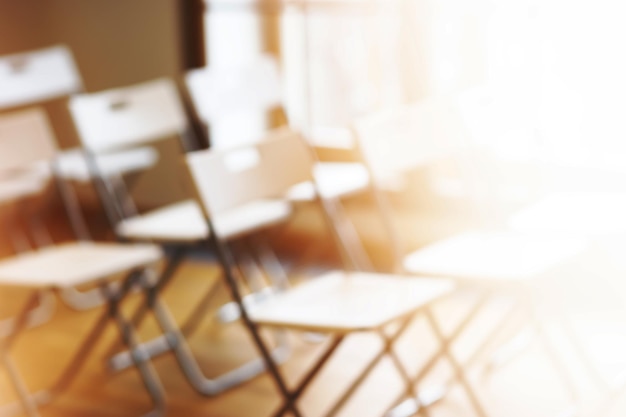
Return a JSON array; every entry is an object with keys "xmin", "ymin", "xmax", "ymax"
[{"xmin": 178, "ymin": 0, "xmax": 206, "ymax": 70}]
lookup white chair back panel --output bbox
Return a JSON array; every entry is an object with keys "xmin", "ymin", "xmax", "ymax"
[
  {"xmin": 185, "ymin": 54, "xmax": 282, "ymax": 122},
  {"xmin": 69, "ymin": 78, "xmax": 187, "ymax": 153},
  {"xmin": 209, "ymin": 112, "xmax": 268, "ymax": 150},
  {"xmin": 186, "ymin": 128, "xmax": 313, "ymax": 214},
  {"xmin": 0, "ymin": 45, "xmax": 82, "ymax": 110},
  {"xmin": 353, "ymin": 97, "xmax": 469, "ymax": 180},
  {"xmin": 0, "ymin": 108, "xmax": 57, "ymax": 171}
]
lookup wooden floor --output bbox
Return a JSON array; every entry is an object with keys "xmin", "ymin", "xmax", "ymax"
[{"xmin": 2, "ymin": 199, "xmax": 626, "ymax": 417}]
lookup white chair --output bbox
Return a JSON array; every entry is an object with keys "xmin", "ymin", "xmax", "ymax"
[
  {"xmin": 0, "ymin": 45, "xmax": 81, "ymax": 207},
  {"xmin": 0, "ymin": 45, "xmax": 159, "ymax": 180},
  {"xmin": 0, "ymin": 108, "xmax": 167, "ymax": 417},
  {"xmin": 183, "ymin": 127, "xmax": 491, "ymax": 417},
  {"xmin": 68, "ymin": 78, "xmax": 295, "ymax": 396},
  {"xmin": 185, "ymin": 54, "xmax": 373, "ymax": 270},
  {"xmin": 0, "ymin": 45, "xmax": 160, "ymax": 311},
  {"xmin": 352, "ymin": 100, "xmax": 606, "ymax": 415}
]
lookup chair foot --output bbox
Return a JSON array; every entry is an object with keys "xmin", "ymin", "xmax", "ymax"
[
  {"xmin": 109, "ymin": 333, "xmax": 175, "ymax": 371},
  {"xmin": 0, "ymin": 390, "xmax": 52, "ymax": 417},
  {"xmin": 384, "ymin": 384, "xmax": 448, "ymax": 417},
  {"xmin": 187, "ymin": 344, "xmax": 291, "ymax": 396},
  {"xmin": 109, "ymin": 331, "xmax": 291, "ymax": 396},
  {"xmin": 482, "ymin": 328, "xmax": 534, "ymax": 377},
  {"xmin": 0, "ymin": 292, "xmax": 56, "ymax": 338},
  {"xmin": 216, "ymin": 289, "xmax": 275, "ymax": 324}
]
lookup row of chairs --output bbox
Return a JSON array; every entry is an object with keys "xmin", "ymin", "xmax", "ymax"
[{"xmin": 0, "ymin": 45, "xmax": 621, "ymax": 417}]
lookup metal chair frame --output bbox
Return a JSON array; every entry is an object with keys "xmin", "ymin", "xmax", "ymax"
[
  {"xmin": 184, "ymin": 55, "xmax": 377, "ymax": 272},
  {"xmin": 0, "ymin": 45, "xmax": 127, "ymax": 312},
  {"xmin": 68, "ymin": 80, "xmax": 295, "ymax": 396},
  {"xmin": 348, "ymin": 101, "xmax": 610, "ymax": 416},
  {"xmin": 0, "ymin": 108, "xmax": 167, "ymax": 417},
  {"xmin": 183, "ymin": 129, "xmax": 491, "ymax": 417}
]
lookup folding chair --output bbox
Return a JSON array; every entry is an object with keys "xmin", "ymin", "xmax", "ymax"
[
  {"xmin": 183, "ymin": 126, "xmax": 492, "ymax": 417},
  {"xmin": 0, "ymin": 101, "xmax": 73, "ymax": 349},
  {"xmin": 185, "ymin": 54, "xmax": 374, "ymax": 271},
  {"xmin": 68, "ymin": 78, "xmax": 295, "ymax": 395},
  {"xmin": 0, "ymin": 45, "xmax": 160, "ymax": 310},
  {"xmin": 0, "ymin": 108, "xmax": 167, "ymax": 417},
  {"xmin": 510, "ymin": 192, "xmax": 626, "ymax": 398},
  {"xmin": 351, "ymin": 99, "xmax": 605, "ymax": 415}
]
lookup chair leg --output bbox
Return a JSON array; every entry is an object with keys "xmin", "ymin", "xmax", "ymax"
[
  {"xmin": 0, "ymin": 292, "xmax": 44, "ymax": 417},
  {"xmin": 319, "ymin": 196, "xmax": 374, "ymax": 272},
  {"xmin": 482, "ymin": 327, "xmax": 535, "ymax": 377},
  {"xmin": 151, "ymin": 293, "xmax": 290, "ymax": 396},
  {"xmin": 385, "ymin": 291, "xmax": 493, "ymax": 417},
  {"xmin": 0, "ymin": 291, "xmax": 56, "ymax": 338},
  {"xmin": 325, "ymin": 316, "xmax": 417, "ymax": 417},
  {"xmin": 554, "ymin": 303, "xmax": 611, "ymax": 393},
  {"xmin": 216, "ymin": 239, "xmax": 295, "ymax": 328},
  {"xmin": 272, "ymin": 336, "xmax": 345, "ymax": 417},
  {"xmin": 524, "ymin": 292, "xmax": 579, "ymax": 403},
  {"xmin": 105, "ymin": 246, "xmax": 188, "ymax": 360},
  {"xmin": 109, "ymin": 270, "xmax": 291, "ymax": 397},
  {"xmin": 423, "ymin": 307, "xmax": 490, "ymax": 417},
  {"xmin": 100, "ymin": 282, "xmax": 166, "ymax": 417},
  {"xmin": 179, "ymin": 277, "xmax": 223, "ymax": 335},
  {"xmin": 0, "ymin": 270, "xmax": 165, "ymax": 417},
  {"xmin": 247, "ymin": 234, "xmax": 290, "ymax": 290},
  {"xmin": 0, "ymin": 355, "xmax": 41, "ymax": 417}
]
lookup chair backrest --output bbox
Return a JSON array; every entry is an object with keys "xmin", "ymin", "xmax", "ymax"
[
  {"xmin": 0, "ymin": 108, "xmax": 57, "ymax": 171},
  {"xmin": 185, "ymin": 54, "xmax": 282, "ymax": 123},
  {"xmin": 68, "ymin": 78, "xmax": 188, "ymax": 154},
  {"xmin": 186, "ymin": 127, "xmax": 313, "ymax": 216},
  {"xmin": 352, "ymin": 96, "xmax": 469, "ymax": 181},
  {"xmin": 0, "ymin": 45, "xmax": 83, "ymax": 110}
]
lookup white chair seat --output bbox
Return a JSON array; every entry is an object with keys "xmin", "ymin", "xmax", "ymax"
[
  {"xmin": 509, "ymin": 192, "xmax": 626, "ymax": 236},
  {"xmin": 0, "ymin": 242, "xmax": 161, "ymax": 288},
  {"xmin": 249, "ymin": 271, "xmax": 454, "ymax": 333},
  {"xmin": 0, "ymin": 170, "xmax": 48, "ymax": 203},
  {"xmin": 403, "ymin": 231, "xmax": 589, "ymax": 282},
  {"xmin": 55, "ymin": 147, "xmax": 159, "ymax": 182},
  {"xmin": 287, "ymin": 162, "xmax": 370, "ymax": 201},
  {"xmin": 116, "ymin": 199, "xmax": 292, "ymax": 242}
]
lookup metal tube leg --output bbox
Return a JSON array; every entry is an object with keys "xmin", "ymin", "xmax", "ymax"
[
  {"xmin": 0, "ymin": 291, "xmax": 57, "ymax": 338},
  {"xmin": 319, "ymin": 196, "xmax": 373, "ymax": 272},
  {"xmin": 179, "ymin": 277, "xmax": 223, "ymax": 336},
  {"xmin": 273, "ymin": 336, "xmax": 345, "ymax": 417},
  {"xmin": 385, "ymin": 291, "xmax": 492, "ymax": 417},
  {"xmin": 315, "ymin": 196, "xmax": 360, "ymax": 271},
  {"xmin": 48, "ymin": 272, "xmax": 146, "ymax": 397},
  {"xmin": 248, "ymin": 234, "xmax": 290, "ymax": 290},
  {"xmin": 153, "ymin": 292, "xmax": 290, "ymax": 396},
  {"xmin": 475, "ymin": 297, "xmax": 529, "ymax": 377},
  {"xmin": 0, "ymin": 355, "xmax": 41, "ymax": 417},
  {"xmin": 423, "ymin": 307, "xmax": 489, "ymax": 417},
  {"xmin": 325, "ymin": 316, "xmax": 416, "ymax": 417},
  {"xmin": 101, "ymin": 282, "xmax": 166, "ymax": 417},
  {"xmin": 209, "ymin": 228, "xmax": 304, "ymax": 417},
  {"xmin": 525, "ymin": 294, "xmax": 579, "ymax": 403},
  {"xmin": 126, "ymin": 246, "xmax": 188, "ymax": 329},
  {"xmin": 0, "ymin": 292, "xmax": 44, "ymax": 417},
  {"xmin": 105, "ymin": 246, "xmax": 187, "ymax": 359},
  {"xmin": 555, "ymin": 304, "xmax": 610, "ymax": 393}
]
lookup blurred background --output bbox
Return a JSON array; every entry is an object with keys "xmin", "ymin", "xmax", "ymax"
[{"xmin": 4, "ymin": 1, "xmax": 626, "ymax": 416}]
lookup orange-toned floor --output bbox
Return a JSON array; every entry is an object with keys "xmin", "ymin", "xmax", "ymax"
[{"xmin": 1, "ymin": 198, "xmax": 626, "ymax": 417}]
